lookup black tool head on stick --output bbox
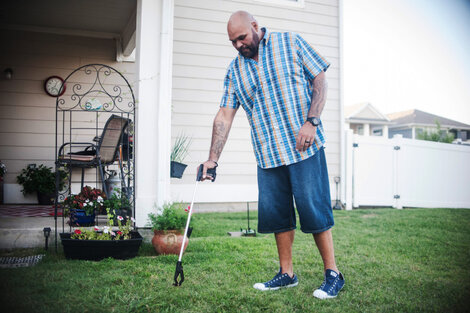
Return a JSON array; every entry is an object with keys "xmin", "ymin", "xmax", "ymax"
[{"xmin": 173, "ymin": 261, "xmax": 184, "ymax": 286}]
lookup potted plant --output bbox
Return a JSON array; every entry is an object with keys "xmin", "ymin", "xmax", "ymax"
[
  {"xmin": 60, "ymin": 208, "xmax": 142, "ymax": 261},
  {"xmin": 0, "ymin": 160, "xmax": 6, "ymax": 204},
  {"xmin": 170, "ymin": 133, "xmax": 192, "ymax": 178},
  {"xmin": 16, "ymin": 164, "xmax": 67, "ymax": 204},
  {"xmin": 64, "ymin": 186, "xmax": 105, "ymax": 226},
  {"xmin": 147, "ymin": 202, "xmax": 192, "ymax": 255},
  {"xmin": 103, "ymin": 188, "xmax": 132, "ymax": 224}
]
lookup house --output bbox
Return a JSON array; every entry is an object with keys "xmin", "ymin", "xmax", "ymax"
[
  {"xmin": 387, "ymin": 109, "xmax": 470, "ymax": 143},
  {"xmin": 0, "ymin": 0, "xmax": 343, "ymax": 227},
  {"xmin": 345, "ymin": 103, "xmax": 393, "ymax": 137}
]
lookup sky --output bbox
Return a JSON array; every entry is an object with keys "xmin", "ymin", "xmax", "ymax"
[{"xmin": 344, "ymin": 0, "xmax": 470, "ymax": 125}]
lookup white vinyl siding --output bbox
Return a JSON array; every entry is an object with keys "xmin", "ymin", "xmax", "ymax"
[{"xmin": 171, "ymin": 0, "xmax": 341, "ymax": 201}]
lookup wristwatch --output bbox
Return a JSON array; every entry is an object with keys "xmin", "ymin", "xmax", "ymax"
[{"xmin": 306, "ymin": 117, "xmax": 321, "ymax": 127}]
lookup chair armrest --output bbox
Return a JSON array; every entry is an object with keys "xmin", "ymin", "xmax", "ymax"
[{"xmin": 58, "ymin": 142, "xmax": 97, "ymax": 157}]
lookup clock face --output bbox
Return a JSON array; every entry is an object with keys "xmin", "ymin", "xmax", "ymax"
[{"xmin": 44, "ymin": 76, "xmax": 66, "ymax": 97}]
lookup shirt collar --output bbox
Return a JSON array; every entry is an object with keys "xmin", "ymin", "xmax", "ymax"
[{"xmin": 261, "ymin": 27, "xmax": 270, "ymax": 45}]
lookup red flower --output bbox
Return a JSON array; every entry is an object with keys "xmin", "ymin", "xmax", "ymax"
[
  {"xmin": 74, "ymin": 229, "xmax": 82, "ymax": 234},
  {"xmin": 117, "ymin": 231, "xmax": 122, "ymax": 235},
  {"xmin": 185, "ymin": 205, "xmax": 191, "ymax": 212}
]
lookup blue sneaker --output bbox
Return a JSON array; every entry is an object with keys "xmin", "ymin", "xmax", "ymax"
[
  {"xmin": 313, "ymin": 269, "xmax": 345, "ymax": 299},
  {"xmin": 253, "ymin": 269, "xmax": 299, "ymax": 291}
]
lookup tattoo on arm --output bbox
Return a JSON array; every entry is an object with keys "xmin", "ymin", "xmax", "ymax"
[
  {"xmin": 308, "ymin": 72, "xmax": 328, "ymax": 118},
  {"xmin": 210, "ymin": 121, "xmax": 229, "ymax": 160}
]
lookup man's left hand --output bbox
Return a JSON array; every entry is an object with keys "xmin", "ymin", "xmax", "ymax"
[{"xmin": 296, "ymin": 123, "xmax": 316, "ymax": 152}]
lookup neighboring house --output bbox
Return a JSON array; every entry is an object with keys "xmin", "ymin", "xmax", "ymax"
[
  {"xmin": 387, "ymin": 109, "xmax": 470, "ymax": 143},
  {"xmin": 345, "ymin": 103, "xmax": 393, "ymax": 137},
  {"xmin": 0, "ymin": 0, "xmax": 343, "ymax": 227}
]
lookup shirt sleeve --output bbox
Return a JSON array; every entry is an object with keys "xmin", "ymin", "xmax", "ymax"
[
  {"xmin": 295, "ymin": 34, "xmax": 330, "ymax": 81},
  {"xmin": 219, "ymin": 67, "xmax": 240, "ymax": 109}
]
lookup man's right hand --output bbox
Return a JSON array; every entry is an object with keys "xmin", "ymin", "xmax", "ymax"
[{"xmin": 200, "ymin": 160, "xmax": 218, "ymax": 181}]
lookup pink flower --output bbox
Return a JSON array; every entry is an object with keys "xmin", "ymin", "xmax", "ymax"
[
  {"xmin": 94, "ymin": 226, "xmax": 99, "ymax": 231},
  {"xmin": 117, "ymin": 216, "xmax": 124, "ymax": 221},
  {"xmin": 111, "ymin": 231, "xmax": 116, "ymax": 236},
  {"xmin": 185, "ymin": 206, "xmax": 190, "ymax": 212}
]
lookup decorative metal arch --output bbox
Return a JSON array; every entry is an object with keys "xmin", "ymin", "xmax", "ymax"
[{"xmin": 56, "ymin": 64, "xmax": 135, "ymax": 113}]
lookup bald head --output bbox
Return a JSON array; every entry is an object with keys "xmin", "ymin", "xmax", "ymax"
[
  {"xmin": 228, "ymin": 11, "xmax": 256, "ymax": 31},
  {"xmin": 227, "ymin": 11, "xmax": 264, "ymax": 59}
]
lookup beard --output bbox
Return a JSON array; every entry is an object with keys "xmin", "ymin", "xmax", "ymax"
[{"xmin": 239, "ymin": 29, "xmax": 260, "ymax": 59}]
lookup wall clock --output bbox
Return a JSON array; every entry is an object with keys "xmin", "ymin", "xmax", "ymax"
[{"xmin": 44, "ymin": 76, "xmax": 66, "ymax": 97}]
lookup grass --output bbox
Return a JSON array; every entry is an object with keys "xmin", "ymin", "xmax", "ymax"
[{"xmin": 1, "ymin": 208, "xmax": 469, "ymax": 313}]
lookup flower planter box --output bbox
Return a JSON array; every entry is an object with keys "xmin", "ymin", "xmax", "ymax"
[{"xmin": 60, "ymin": 231, "xmax": 143, "ymax": 261}]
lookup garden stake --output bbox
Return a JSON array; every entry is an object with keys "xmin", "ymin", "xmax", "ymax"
[{"xmin": 173, "ymin": 164, "xmax": 217, "ymax": 286}]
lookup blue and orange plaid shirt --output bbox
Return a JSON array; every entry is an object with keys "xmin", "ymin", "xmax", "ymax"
[{"xmin": 220, "ymin": 28, "xmax": 330, "ymax": 169}]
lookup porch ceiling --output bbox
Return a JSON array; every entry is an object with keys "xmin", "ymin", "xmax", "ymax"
[{"xmin": 0, "ymin": 0, "xmax": 137, "ymax": 57}]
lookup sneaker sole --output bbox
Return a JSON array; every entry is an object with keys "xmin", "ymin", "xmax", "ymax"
[
  {"xmin": 313, "ymin": 289, "xmax": 338, "ymax": 299},
  {"xmin": 253, "ymin": 281, "xmax": 299, "ymax": 291}
]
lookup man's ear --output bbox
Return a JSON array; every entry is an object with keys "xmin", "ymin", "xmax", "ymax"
[{"xmin": 251, "ymin": 21, "xmax": 258, "ymax": 32}]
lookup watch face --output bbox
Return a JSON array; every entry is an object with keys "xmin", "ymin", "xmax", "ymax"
[{"xmin": 45, "ymin": 76, "xmax": 65, "ymax": 97}]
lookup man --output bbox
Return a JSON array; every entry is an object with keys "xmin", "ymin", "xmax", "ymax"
[{"xmin": 200, "ymin": 11, "xmax": 344, "ymax": 299}]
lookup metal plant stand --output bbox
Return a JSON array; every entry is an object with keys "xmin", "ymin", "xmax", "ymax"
[{"xmin": 53, "ymin": 64, "xmax": 136, "ymax": 251}]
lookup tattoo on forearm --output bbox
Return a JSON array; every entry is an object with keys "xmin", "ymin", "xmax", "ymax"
[
  {"xmin": 210, "ymin": 121, "xmax": 228, "ymax": 159},
  {"xmin": 309, "ymin": 73, "xmax": 328, "ymax": 117}
]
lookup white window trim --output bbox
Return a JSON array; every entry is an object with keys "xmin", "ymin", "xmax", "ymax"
[{"xmin": 253, "ymin": 0, "xmax": 305, "ymax": 9}]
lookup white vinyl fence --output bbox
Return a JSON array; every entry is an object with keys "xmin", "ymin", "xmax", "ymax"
[{"xmin": 344, "ymin": 131, "xmax": 470, "ymax": 209}]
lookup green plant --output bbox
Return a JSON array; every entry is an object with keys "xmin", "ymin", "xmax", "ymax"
[
  {"xmin": 170, "ymin": 133, "xmax": 192, "ymax": 163},
  {"xmin": 103, "ymin": 188, "xmax": 131, "ymax": 215},
  {"xmin": 16, "ymin": 164, "xmax": 67, "ymax": 195},
  {"xmin": 147, "ymin": 202, "xmax": 189, "ymax": 231},
  {"xmin": 416, "ymin": 120, "xmax": 455, "ymax": 143},
  {"xmin": 71, "ymin": 208, "xmax": 135, "ymax": 240},
  {"xmin": 63, "ymin": 186, "xmax": 105, "ymax": 216}
]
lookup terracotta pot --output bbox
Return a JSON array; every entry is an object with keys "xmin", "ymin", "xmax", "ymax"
[{"xmin": 151, "ymin": 230, "xmax": 188, "ymax": 255}]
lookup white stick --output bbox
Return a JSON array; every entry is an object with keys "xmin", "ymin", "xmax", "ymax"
[{"xmin": 177, "ymin": 180, "xmax": 199, "ymax": 262}]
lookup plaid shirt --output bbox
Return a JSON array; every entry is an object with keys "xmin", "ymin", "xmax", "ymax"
[{"xmin": 220, "ymin": 28, "xmax": 330, "ymax": 169}]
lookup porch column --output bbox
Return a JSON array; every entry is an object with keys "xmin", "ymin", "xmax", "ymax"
[
  {"xmin": 383, "ymin": 125, "xmax": 389, "ymax": 138},
  {"xmin": 135, "ymin": 0, "xmax": 174, "ymax": 227},
  {"xmin": 364, "ymin": 123, "xmax": 370, "ymax": 136}
]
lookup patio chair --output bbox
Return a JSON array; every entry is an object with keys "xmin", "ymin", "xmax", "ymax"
[{"xmin": 56, "ymin": 114, "xmax": 130, "ymax": 198}]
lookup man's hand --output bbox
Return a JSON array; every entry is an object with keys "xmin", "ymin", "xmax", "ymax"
[
  {"xmin": 200, "ymin": 160, "xmax": 218, "ymax": 181},
  {"xmin": 296, "ymin": 122, "xmax": 316, "ymax": 152}
]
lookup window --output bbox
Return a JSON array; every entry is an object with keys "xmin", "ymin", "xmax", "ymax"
[
  {"xmin": 357, "ymin": 125, "xmax": 364, "ymax": 135},
  {"xmin": 373, "ymin": 128, "xmax": 383, "ymax": 136},
  {"xmin": 254, "ymin": 0, "xmax": 305, "ymax": 8}
]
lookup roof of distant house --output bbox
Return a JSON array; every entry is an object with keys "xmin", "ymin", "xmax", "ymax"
[
  {"xmin": 345, "ymin": 102, "xmax": 392, "ymax": 123},
  {"xmin": 387, "ymin": 109, "xmax": 470, "ymax": 130}
]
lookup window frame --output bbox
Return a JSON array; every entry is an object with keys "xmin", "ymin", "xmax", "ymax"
[{"xmin": 253, "ymin": 0, "xmax": 305, "ymax": 9}]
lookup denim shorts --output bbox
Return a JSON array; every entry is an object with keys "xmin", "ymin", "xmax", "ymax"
[{"xmin": 257, "ymin": 148, "xmax": 334, "ymax": 234}]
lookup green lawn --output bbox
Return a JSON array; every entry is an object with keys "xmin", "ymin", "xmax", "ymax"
[{"xmin": 1, "ymin": 208, "xmax": 469, "ymax": 313}]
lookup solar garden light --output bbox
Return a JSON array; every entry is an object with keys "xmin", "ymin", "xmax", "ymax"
[
  {"xmin": 333, "ymin": 176, "xmax": 342, "ymax": 210},
  {"xmin": 43, "ymin": 227, "xmax": 51, "ymax": 250}
]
